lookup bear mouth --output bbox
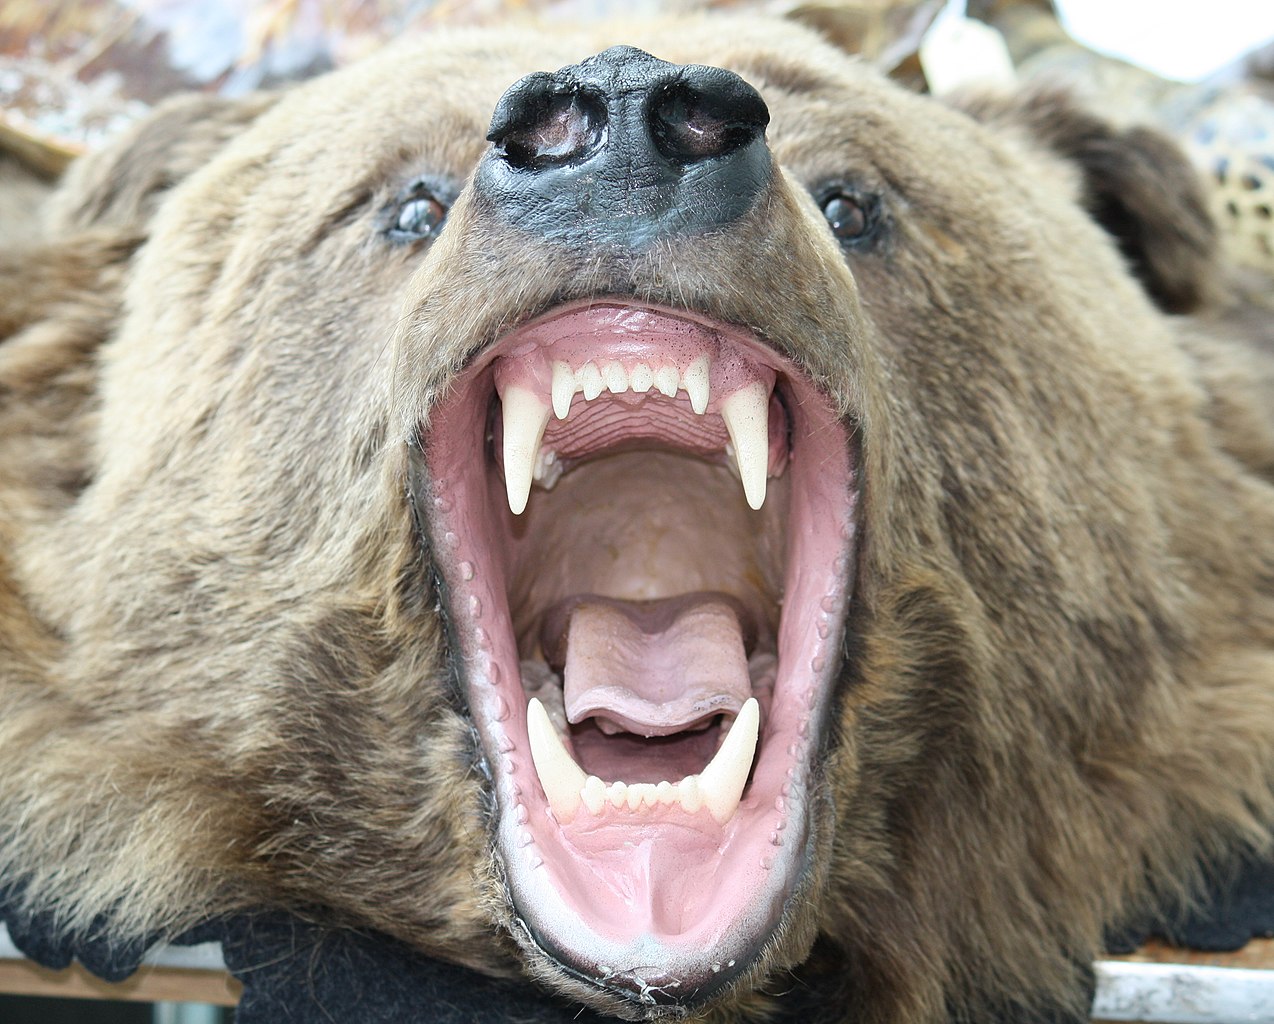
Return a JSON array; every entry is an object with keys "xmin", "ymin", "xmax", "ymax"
[{"xmin": 418, "ymin": 299, "xmax": 857, "ymax": 1009}]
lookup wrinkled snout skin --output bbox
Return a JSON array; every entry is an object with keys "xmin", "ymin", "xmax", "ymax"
[{"xmin": 3, "ymin": 13, "xmax": 1274, "ymax": 1024}]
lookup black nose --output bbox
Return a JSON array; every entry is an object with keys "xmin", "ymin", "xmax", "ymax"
[{"xmin": 475, "ymin": 46, "xmax": 771, "ymax": 249}]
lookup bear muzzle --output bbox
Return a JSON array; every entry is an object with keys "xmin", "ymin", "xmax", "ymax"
[{"xmin": 475, "ymin": 45, "xmax": 773, "ymax": 250}]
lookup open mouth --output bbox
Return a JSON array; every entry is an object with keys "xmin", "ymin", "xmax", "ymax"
[{"xmin": 419, "ymin": 300, "xmax": 857, "ymax": 1008}]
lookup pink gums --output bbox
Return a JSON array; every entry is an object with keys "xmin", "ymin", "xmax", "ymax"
[{"xmin": 422, "ymin": 301, "xmax": 856, "ymax": 997}]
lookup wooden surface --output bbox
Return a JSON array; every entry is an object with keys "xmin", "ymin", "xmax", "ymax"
[
  {"xmin": 0, "ymin": 958, "xmax": 241, "ymax": 1006},
  {"xmin": 1107, "ymin": 937, "xmax": 1274, "ymax": 970}
]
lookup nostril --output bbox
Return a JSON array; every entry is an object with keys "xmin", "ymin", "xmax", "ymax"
[
  {"xmin": 648, "ymin": 67, "xmax": 769, "ymax": 165},
  {"xmin": 477, "ymin": 49, "xmax": 773, "ymax": 247},
  {"xmin": 488, "ymin": 76, "xmax": 608, "ymax": 171}
]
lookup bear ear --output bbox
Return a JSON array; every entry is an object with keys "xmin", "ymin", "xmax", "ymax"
[
  {"xmin": 959, "ymin": 89, "xmax": 1218, "ymax": 314},
  {"xmin": 48, "ymin": 91, "xmax": 278, "ymax": 236}
]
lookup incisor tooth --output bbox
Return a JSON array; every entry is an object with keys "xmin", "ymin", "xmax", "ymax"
[
  {"xmin": 551, "ymin": 362, "xmax": 576, "ymax": 419},
  {"xmin": 501, "ymin": 387, "xmax": 551, "ymax": 515},
  {"xmin": 582, "ymin": 775, "xmax": 606, "ymax": 814},
  {"xmin": 526, "ymin": 697, "xmax": 586, "ymax": 820},
  {"xmin": 682, "ymin": 356, "xmax": 710, "ymax": 414},
  {"xmin": 655, "ymin": 366, "xmax": 679, "ymax": 398},
  {"xmin": 578, "ymin": 363, "xmax": 604, "ymax": 401},
  {"xmin": 523, "ymin": 699, "xmax": 759, "ymax": 823},
  {"xmin": 678, "ymin": 776, "xmax": 704, "ymax": 814},
  {"xmin": 721, "ymin": 384, "xmax": 770, "ymax": 510},
  {"xmin": 697, "ymin": 698, "xmax": 760, "ymax": 824},
  {"xmin": 630, "ymin": 363, "xmax": 654, "ymax": 393},
  {"xmin": 603, "ymin": 362, "xmax": 629, "ymax": 394}
]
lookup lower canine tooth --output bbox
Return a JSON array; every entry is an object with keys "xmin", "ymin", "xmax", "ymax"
[
  {"xmin": 696, "ymin": 697, "xmax": 760, "ymax": 824},
  {"xmin": 721, "ymin": 384, "xmax": 770, "ymax": 510},
  {"xmin": 526, "ymin": 698, "xmax": 586, "ymax": 820}
]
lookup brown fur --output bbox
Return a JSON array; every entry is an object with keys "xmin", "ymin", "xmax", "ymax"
[
  {"xmin": 3, "ymin": 15, "xmax": 1274, "ymax": 1023},
  {"xmin": 0, "ymin": 154, "xmax": 53, "ymax": 247}
]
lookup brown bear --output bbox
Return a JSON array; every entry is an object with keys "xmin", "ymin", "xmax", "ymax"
[{"xmin": 2, "ymin": 12, "xmax": 1273, "ymax": 1024}]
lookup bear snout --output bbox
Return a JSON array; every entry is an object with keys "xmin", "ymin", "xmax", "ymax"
[{"xmin": 477, "ymin": 45, "xmax": 772, "ymax": 250}]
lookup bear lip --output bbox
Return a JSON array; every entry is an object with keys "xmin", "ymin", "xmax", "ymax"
[{"xmin": 418, "ymin": 299, "xmax": 857, "ymax": 1009}]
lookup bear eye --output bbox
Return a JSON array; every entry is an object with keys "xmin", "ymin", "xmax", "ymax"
[
  {"xmin": 816, "ymin": 185, "xmax": 882, "ymax": 251},
  {"xmin": 396, "ymin": 196, "xmax": 446, "ymax": 237},
  {"xmin": 384, "ymin": 179, "xmax": 450, "ymax": 243}
]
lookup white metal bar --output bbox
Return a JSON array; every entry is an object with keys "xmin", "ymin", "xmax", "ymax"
[
  {"xmin": 153, "ymin": 1002, "xmax": 223, "ymax": 1024},
  {"xmin": 1092, "ymin": 960, "xmax": 1274, "ymax": 1023}
]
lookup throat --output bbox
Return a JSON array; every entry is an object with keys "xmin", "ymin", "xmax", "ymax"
[
  {"xmin": 504, "ymin": 449, "xmax": 785, "ymax": 821},
  {"xmin": 507, "ymin": 449, "xmax": 786, "ymax": 652},
  {"xmin": 505, "ymin": 449, "xmax": 785, "ymax": 736}
]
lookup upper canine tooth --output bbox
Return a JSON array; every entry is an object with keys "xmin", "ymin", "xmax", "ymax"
[
  {"xmin": 630, "ymin": 363, "xmax": 654, "ymax": 393},
  {"xmin": 551, "ymin": 361, "xmax": 576, "ymax": 419},
  {"xmin": 682, "ymin": 356, "xmax": 710, "ymax": 414},
  {"xmin": 501, "ymin": 387, "xmax": 551, "ymax": 515},
  {"xmin": 655, "ymin": 366, "xmax": 680, "ymax": 398},
  {"xmin": 603, "ymin": 362, "xmax": 629, "ymax": 394},
  {"xmin": 578, "ymin": 363, "xmax": 604, "ymax": 401},
  {"xmin": 697, "ymin": 698, "xmax": 760, "ymax": 824},
  {"xmin": 721, "ymin": 384, "xmax": 770, "ymax": 510},
  {"xmin": 526, "ymin": 697, "xmax": 586, "ymax": 821}
]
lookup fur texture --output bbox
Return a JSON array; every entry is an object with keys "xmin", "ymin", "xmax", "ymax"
[{"xmin": 2, "ymin": 15, "xmax": 1273, "ymax": 1023}]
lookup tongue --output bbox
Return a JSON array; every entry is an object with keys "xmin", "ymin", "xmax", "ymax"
[{"xmin": 542, "ymin": 593, "xmax": 754, "ymax": 737}]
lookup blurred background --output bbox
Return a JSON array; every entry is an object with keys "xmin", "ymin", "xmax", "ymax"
[{"xmin": 1, "ymin": 0, "xmax": 1271, "ymax": 170}]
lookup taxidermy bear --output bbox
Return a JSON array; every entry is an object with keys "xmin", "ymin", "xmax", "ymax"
[{"xmin": 2, "ymin": 13, "xmax": 1273, "ymax": 1024}]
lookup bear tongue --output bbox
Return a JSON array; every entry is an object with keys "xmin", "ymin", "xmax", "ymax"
[{"xmin": 544, "ymin": 593, "xmax": 753, "ymax": 738}]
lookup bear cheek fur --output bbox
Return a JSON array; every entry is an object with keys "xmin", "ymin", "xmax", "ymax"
[
  {"xmin": 791, "ymin": 94, "xmax": 1274, "ymax": 1020},
  {"xmin": 5, "ymin": 82, "xmax": 518, "ymax": 971}
]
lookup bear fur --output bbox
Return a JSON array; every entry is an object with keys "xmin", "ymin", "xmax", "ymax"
[{"xmin": 2, "ymin": 14, "xmax": 1274, "ymax": 1024}]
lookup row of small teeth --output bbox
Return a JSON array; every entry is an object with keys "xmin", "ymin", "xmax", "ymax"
[
  {"xmin": 501, "ymin": 360, "xmax": 771, "ymax": 515},
  {"xmin": 551, "ymin": 357, "xmax": 710, "ymax": 418},
  {"xmin": 526, "ymin": 696, "xmax": 760, "ymax": 825}
]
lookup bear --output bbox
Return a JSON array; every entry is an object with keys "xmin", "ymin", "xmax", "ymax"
[{"xmin": 2, "ymin": 12, "xmax": 1274, "ymax": 1024}]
